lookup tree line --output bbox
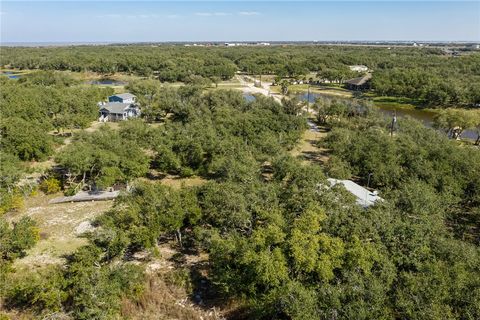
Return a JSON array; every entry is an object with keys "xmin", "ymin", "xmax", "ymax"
[{"xmin": 2, "ymin": 45, "xmax": 479, "ymax": 107}]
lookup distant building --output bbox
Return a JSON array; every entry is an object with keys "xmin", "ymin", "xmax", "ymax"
[
  {"xmin": 108, "ymin": 93, "xmax": 137, "ymax": 104},
  {"xmin": 345, "ymin": 73, "xmax": 372, "ymax": 91},
  {"xmin": 327, "ymin": 178, "xmax": 383, "ymax": 208},
  {"xmin": 349, "ymin": 65, "xmax": 369, "ymax": 73}
]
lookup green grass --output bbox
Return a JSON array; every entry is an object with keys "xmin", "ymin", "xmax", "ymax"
[
  {"xmin": 371, "ymin": 96, "xmax": 423, "ymax": 108},
  {"xmin": 286, "ymin": 84, "xmax": 353, "ymax": 98}
]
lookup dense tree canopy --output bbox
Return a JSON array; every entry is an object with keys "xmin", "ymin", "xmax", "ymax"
[
  {"xmin": 37, "ymin": 95, "xmax": 480, "ymax": 319},
  {"xmin": 2, "ymin": 45, "xmax": 479, "ymax": 107},
  {"xmin": 1, "ymin": 47, "xmax": 480, "ymax": 319},
  {"xmin": 56, "ymin": 127, "xmax": 151, "ymax": 190},
  {"xmin": 0, "ymin": 72, "xmax": 113, "ymax": 212},
  {"xmin": 0, "ymin": 73, "xmax": 112, "ymax": 161}
]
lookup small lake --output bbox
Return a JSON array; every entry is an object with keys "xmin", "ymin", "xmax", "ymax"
[
  {"xmin": 87, "ymin": 79, "xmax": 127, "ymax": 86},
  {"xmin": 298, "ymin": 92, "xmax": 477, "ymax": 140},
  {"xmin": 1, "ymin": 71, "xmax": 22, "ymax": 79}
]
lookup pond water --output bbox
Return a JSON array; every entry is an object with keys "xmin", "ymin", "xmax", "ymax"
[
  {"xmin": 1, "ymin": 71, "xmax": 21, "ymax": 79},
  {"xmin": 87, "ymin": 79, "xmax": 127, "ymax": 86},
  {"xmin": 243, "ymin": 93, "xmax": 256, "ymax": 102},
  {"xmin": 298, "ymin": 92, "xmax": 477, "ymax": 140}
]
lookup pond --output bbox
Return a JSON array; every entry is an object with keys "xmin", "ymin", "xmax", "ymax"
[
  {"xmin": 298, "ymin": 92, "xmax": 477, "ymax": 140},
  {"xmin": 1, "ymin": 71, "xmax": 22, "ymax": 79},
  {"xmin": 87, "ymin": 79, "xmax": 127, "ymax": 86},
  {"xmin": 243, "ymin": 93, "xmax": 256, "ymax": 102}
]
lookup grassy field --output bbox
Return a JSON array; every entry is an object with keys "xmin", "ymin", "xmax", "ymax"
[
  {"xmin": 216, "ymin": 78, "xmax": 242, "ymax": 88},
  {"xmin": 370, "ymin": 95, "xmax": 423, "ymax": 108},
  {"xmin": 271, "ymin": 84, "xmax": 354, "ymax": 99}
]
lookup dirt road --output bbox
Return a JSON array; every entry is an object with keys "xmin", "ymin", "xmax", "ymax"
[{"xmin": 235, "ymin": 75, "xmax": 283, "ymax": 102}]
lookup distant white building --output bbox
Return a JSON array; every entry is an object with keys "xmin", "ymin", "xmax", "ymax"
[
  {"xmin": 349, "ymin": 65, "xmax": 369, "ymax": 73},
  {"xmin": 327, "ymin": 178, "xmax": 383, "ymax": 208}
]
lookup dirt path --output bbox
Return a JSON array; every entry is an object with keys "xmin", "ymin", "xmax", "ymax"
[
  {"xmin": 291, "ymin": 119, "xmax": 330, "ymax": 164},
  {"xmin": 235, "ymin": 75, "xmax": 283, "ymax": 102}
]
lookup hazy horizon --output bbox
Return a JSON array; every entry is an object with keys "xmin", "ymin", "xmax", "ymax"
[{"xmin": 1, "ymin": 1, "xmax": 479, "ymax": 43}]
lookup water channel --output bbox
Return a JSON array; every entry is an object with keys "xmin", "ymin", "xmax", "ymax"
[{"xmin": 297, "ymin": 92, "xmax": 477, "ymax": 140}]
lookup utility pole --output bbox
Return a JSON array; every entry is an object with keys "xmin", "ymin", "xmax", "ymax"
[
  {"xmin": 307, "ymin": 85, "xmax": 311, "ymax": 114},
  {"xmin": 390, "ymin": 111, "xmax": 397, "ymax": 137},
  {"xmin": 365, "ymin": 173, "xmax": 373, "ymax": 205}
]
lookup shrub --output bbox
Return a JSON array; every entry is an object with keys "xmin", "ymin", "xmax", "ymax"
[
  {"xmin": 154, "ymin": 146, "xmax": 181, "ymax": 173},
  {"xmin": 164, "ymin": 268, "xmax": 192, "ymax": 293},
  {"xmin": 40, "ymin": 177, "xmax": 61, "ymax": 194},
  {"xmin": 325, "ymin": 155, "xmax": 352, "ymax": 179},
  {"xmin": 179, "ymin": 167, "xmax": 194, "ymax": 178},
  {"xmin": 63, "ymin": 184, "xmax": 80, "ymax": 196},
  {"xmin": 0, "ymin": 193, "xmax": 24, "ymax": 215},
  {"xmin": 5, "ymin": 267, "xmax": 67, "ymax": 313}
]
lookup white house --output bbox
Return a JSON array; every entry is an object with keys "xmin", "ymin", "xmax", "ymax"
[{"xmin": 99, "ymin": 102, "xmax": 140, "ymax": 122}]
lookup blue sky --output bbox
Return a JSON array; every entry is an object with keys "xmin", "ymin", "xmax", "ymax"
[{"xmin": 1, "ymin": 1, "xmax": 479, "ymax": 42}]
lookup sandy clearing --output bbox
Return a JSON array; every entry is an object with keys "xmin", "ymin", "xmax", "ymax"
[{"xmin": 6, "ymin": 194, "xmax": 113, "ymax": 269}]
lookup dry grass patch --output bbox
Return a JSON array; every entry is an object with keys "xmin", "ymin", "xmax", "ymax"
[
  {"xmin": 121, "ymin": 274, "xmax": 222, "ymax": 320},
  {"xmin": 5, "ymin": 193, "xmax": 113, "ymax": 270},
  {"xmin": 123, "ymin": 242, "xmax": 223, "ymax": 320},
  {"xmin": 159, "ymin": 175, "xmax": 207, "ymax": 189},
  {"xmin": 291, "ymin": 124, "xmax": 330, "ymax": 165}
]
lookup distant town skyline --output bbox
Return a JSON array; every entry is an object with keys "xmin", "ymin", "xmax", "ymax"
[{"xmin": 1, "ymin": 1, "xmax": 479, "ymax": 43}]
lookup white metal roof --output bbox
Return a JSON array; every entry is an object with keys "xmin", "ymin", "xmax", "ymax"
[
  {"xmin": 100, "ymin": 102, "xmax": 131, "ymax": 114},
  {"xmin": 327, "ymin": 178, "xmax": 383, "ymax": 208}
]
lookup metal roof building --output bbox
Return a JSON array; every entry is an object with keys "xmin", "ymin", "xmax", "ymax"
[
  {"xmin": 101, "ymin": 102, "xmax": 132, "ymax": 114},
  {"xmin": 327, "ymin": 178, "xmax": 383, "ymax": 208}
]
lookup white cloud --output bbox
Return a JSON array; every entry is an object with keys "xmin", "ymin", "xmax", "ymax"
[
  {"xmin": 195, "ymin": 12, "xmax": 231, "ymax": 17},
  {"xmin": 96, "ymin": 13, "xmax": 170, "ymax": 19},
  {"xmin": 96, "ymin": 14, "xmax": 122, "ymax": 19},
  {"xmin": 238, "ymin": 11, "xmax": 261, "ymax": 16}
]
